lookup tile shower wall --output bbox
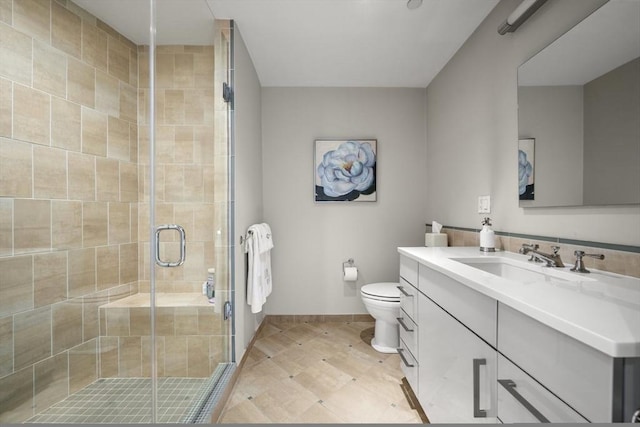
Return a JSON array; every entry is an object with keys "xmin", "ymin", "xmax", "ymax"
[
  {"xmin": 0, "ymin": 0, "xmax": 139, "ymax": 422},
  {"xmin": 134, "ymin": 43, "xmax": 225, "ymax": 378},
  {"xmin": 137, "ymin": 44, "xmax": 216, "ymax": 294}
]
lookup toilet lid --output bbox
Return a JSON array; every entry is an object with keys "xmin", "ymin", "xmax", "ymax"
[{"xmin": 361, "ymin": 282, "xmax": 400, "ymax": 302}]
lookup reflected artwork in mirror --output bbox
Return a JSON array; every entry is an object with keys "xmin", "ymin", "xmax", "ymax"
[
  {"xmin": 517, "ymin": 0, "xmax": 640, "ymax": 207},
  {"xmin": 518, "ymin": 138, "xmax": 535, "ymax": 200}
]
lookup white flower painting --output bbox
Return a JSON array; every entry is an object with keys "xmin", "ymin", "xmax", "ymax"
[
  {"xmin": 315, "ymin": 139, "xmax": 377, "ymax": 202},
  {"xmin": 518, "ymin": 138, "xmax": 535, "ymax": 200}
]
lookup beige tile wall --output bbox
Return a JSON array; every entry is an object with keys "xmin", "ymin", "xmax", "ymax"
[
  {"xmin": 98, "ymin": 303, "xmax": 226, "ymax": 378},
  {"xmin": 137, "ymin": 44, "xmax": 217, "ymax": 294},
  {"xmin": 444, "ymin": 228, "xmax": 640, "ymax": 278},
  {"xmin": 0, "ymin": 0, "xmax": 138, "ymax": 422}
]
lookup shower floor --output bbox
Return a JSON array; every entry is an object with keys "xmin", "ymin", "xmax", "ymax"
[{"xmin": 25, "ymin": 377, "xmax": 208, "ymax": 424}]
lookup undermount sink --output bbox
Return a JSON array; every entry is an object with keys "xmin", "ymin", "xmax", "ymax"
[{"xmin": 452, "ymin": 256, "xmax": 595, "ymax": 283}]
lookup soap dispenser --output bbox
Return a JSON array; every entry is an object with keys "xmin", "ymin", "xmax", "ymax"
[{"xmin": 479, "ymin": 217, "xmax": 496, "ymax": 252}]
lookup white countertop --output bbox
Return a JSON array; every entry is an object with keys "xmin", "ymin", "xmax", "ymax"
[{"xmin": 398, "ymin": 246, "xmax": 640, "ymax": 358}]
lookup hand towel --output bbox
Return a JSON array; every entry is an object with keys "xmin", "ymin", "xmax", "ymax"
[{"xmin": 245, "ymin": 223, "xmax": 274, "ymax": 313}]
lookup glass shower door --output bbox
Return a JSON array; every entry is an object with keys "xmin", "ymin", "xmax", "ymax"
[
  {"xmin": 0, "ymin": 0, "xmax": 232, "ymax": 423},
  {"xmin": 144, "ymin": 2, "xmax": 234, "ymax": 423}
]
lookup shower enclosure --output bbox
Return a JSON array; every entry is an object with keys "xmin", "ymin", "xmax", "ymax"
[{"xmin": 0, "ymin": 0, "xmax": 234, "ymax": 423}]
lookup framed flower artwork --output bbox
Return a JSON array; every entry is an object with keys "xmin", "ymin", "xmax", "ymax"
[
  {"xmin": 518, "ymin": 138, "xmax": 535, "ymax": 200},
  {"xmin": 314, "ymin": 139, "xmax": 377, "ymax": 202}
]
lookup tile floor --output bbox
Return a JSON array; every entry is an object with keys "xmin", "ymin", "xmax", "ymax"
[
  {"xmin": 218, "ymin": 320, "xmax": 424, "ymax": 424},
  {"xmin": 25, "ymin": 377, "xmax": 207, "ymax": 424}
]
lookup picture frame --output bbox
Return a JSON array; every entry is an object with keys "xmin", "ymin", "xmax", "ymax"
[
  {"xmin": 518, "ymin": 138, "xmax": 535, "ymax": 200},
  {"xmin": 314, "ymin": 139, "xmax": 377, "ymax": 202}
]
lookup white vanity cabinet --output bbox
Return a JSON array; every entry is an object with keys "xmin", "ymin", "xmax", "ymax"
[
  {"xmin": 498, "ymin": 303, "xmax": 631, "ymax": 422},
  {"xmin": 497, "ymin": 353, "xmax": 588, "ymax": 423},
  {"xmin": 418, "ymin": 292, "xmax": 498, "ymax": 423},
  {"xmin": 416, "ymin": 262, "xmax": 498, "ymax": 423},
  {"xmin": 398, "ymin": 246, "xmax": 640, "ymax": 424},
  {"xmin": 398, "ymin": 257, "xmax": 420, "ymax": 394}
]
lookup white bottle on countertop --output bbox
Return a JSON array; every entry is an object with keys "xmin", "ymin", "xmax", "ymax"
[{"xmin": 479, "ymin": 217, "xmax": 496, "ymax": 252}]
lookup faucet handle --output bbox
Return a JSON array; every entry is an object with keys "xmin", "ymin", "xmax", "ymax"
[
  {"xmin": 551, "ymin": 245, "xmax": 561, "ymax": 255},
  {"xmin": 520, "ymin": 243, "xmax": 539, "ymax": 251},
  {"xmin": 574, "ymin": 250, "xmax": 605, "ymax": 260},
  {"xmin": 570, "ymin": 250, "xmax": 605, "ymax": 273}
]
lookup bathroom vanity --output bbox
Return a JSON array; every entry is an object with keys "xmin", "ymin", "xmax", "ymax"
[{"xmin": 397, "ymin": 246, "xmax": 640, "ymax": 423}]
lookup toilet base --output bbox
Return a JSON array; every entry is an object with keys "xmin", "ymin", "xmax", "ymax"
[
  {"xmin": 371, "ymin": 337, "xmax": 398, "ymax": 354},
  {"xmin": 370, "ymin": 318, "xmax": 399, "ymax": 354}
]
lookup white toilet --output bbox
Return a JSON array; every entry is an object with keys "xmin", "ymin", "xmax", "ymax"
[{"xmin": 360, "ymin": 282, "xmax": 400, "ymax": 353}]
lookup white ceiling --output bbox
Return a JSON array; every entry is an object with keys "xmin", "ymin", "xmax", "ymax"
[{"xmin": 74, "ymin": 0, "xmax": 499, "ymax": 88}]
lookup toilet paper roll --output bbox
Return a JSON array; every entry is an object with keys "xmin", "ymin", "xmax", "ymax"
[{"xmin": 343, "ymin": 267, "xmax": 358, "ymax": 281}]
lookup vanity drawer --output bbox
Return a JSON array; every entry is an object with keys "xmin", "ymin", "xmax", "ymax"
[
  {"xmin": 398, "ymin": 311, "xmax": 417, "ymax": 358},
  {"xmin": 399, "ymin": 338, "xmax": 418, "ymax": 395},
  {"xmin": 498, "ymin": 303, "xmax": 614, "ymax": 422},
  {"xmin": 497, "ymin": 354, "xmax": 588, "ymax": 423},
  {"xmin": 400, "ymin": 256, "xmax": 418, "ymax": 286},
  {"xmin": 398, "ymin": 278, "xmax": 418, "ymax": 322},
  {"xmin": 418, "ymin": 264, "xmax": 497, "ymax": 347}
]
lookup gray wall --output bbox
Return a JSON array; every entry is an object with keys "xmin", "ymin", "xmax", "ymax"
[
  {"xmin": 425, "ymin": 0, "xmax": 640, "ymax": 245},
  {"xmin": 262, "ymin": 88, "xmax": 427, "ymax": 315},
  {"xmin": 232, "ymin": 26, "xmax": 264, "ymax": 359},
  {"xmin": 583, "ymin": 57, "xmax": 640, "ymax": 205},
  {"xmin": 518, "ymin": 86, "xmax": 584, "ymax": 206}
]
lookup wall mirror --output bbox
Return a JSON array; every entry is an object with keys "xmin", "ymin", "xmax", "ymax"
[{"xmin": 517, "ymin": 0, "xmax": 640, "ymax": 207}]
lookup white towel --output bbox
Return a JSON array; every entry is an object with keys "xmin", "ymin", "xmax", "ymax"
[{"xmin": 245, "ymin": 223, "xmax": 273, "ymax": 313}]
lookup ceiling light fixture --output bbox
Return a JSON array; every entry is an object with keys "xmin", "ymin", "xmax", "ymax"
[
  {"xmin": 407, "ymin": 0, "xmax": 423, "ymax": 10},
  {"xmin": 497, "ymin": 0, "xmax": 547, "ymax": 34}
]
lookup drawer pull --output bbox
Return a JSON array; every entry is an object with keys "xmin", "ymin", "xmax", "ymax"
[
  {"xmin": 397, "ymin": 317, "xmax": 414, "ymax": 332},
  {"xmin": 473, "ymin": 358, "xmax": 487, "ymax": 418},
  {"xmin": 498, "ymin": 379, "xmax": 550, "ymax": 423},
  {"xmin": 397, "ymin": 348, "xmax": 414, "ymax": 368},
  {"xmin": 397, "ymin": 285, "xmax": 413, "ymax": 297}
]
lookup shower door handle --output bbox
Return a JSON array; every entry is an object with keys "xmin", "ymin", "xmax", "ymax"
[{"xmin": 155, "ymin": 224, "xmax": 186, "ymax": 267}]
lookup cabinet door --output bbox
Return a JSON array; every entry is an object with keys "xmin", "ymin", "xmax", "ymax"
[
  {"xmin": 418, "ymin": 293, "xmax": 498, "ymax": 423},
  {"xmin": 498, "ymin": 303, "xmax": 614, "ymax": 422},
  {"xmin": 497, "ymin": 354, "xmax": 588, "ymax": 423}
]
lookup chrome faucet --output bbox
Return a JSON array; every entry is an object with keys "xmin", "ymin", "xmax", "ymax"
[
  {"xmin": 570, "ymin": 250, "xmax": 605, "ymax": 273},
  {"xmin": 519, "ymin": 244, "xmax": 565, "ymax": 267}
]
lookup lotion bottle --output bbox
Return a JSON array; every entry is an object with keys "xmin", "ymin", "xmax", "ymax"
[{"xmin": 479, "ymin": 217, "xmax": 496, "ymax": 252}]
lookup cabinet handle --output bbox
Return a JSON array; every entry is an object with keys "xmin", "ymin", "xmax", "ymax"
[
  {"xmin": 397, "ymin": 317, "xmax": 414, "ymax": 332},
  {"xmin": 473, "ymin": 358, "xmax": 487, "ymax": 418},
  {"xmin": 397, "ymin": 285, "xmax": 413, "ymax": 297},
  {"xmin": 397, "ymin": 348, "xmax": 414, "ymax": 368},
  {"xmin": 498, "ymin": 379, "xmax": 550, "ymax": 423}
]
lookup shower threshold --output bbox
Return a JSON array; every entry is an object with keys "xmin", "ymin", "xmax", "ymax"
[{"xmin": 26, "ymin": 377, "xmax": 208, "ymax": 424}]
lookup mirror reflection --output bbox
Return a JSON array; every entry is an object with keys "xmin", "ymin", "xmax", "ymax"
[{"xmin": 518, "ymin": 0, "xmax": 640, "ymax": 207}]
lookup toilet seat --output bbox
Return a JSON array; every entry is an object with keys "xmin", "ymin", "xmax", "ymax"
[{"xmin": 361, "ymin": 282, "xmax": 400, "ymax": 303}]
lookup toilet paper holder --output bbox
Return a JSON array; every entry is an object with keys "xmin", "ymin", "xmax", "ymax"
[{"xmin": 342, "ymin": 258, "xmax": 355, "ymax": 271}]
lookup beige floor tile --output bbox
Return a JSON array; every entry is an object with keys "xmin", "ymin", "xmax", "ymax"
[
  {"xmin": 220, "ymin": 320, "xmax": 423, "ymax": 424},
  {"xmin": 292, "ymin": 359, "xmax": 353, "ymax": 400},
  {"xmin": 321, "ymin": 380, "xmax": 392, "ymax": 423},
  {"xmin": 252, "ymin": 331, "xmax": 296, "ymax": 356},
  {"xmin": 219, "ymin": 399, "xmax": 271, "ymax": 424},
  {"xmin": 297, "ymin": 401, "xmax": 346, "ymax": 423},
  {"xmin": 270, "ymin": 346, "xmax": 324, "ymax": 377},
  {"xmin": 281, "ymin": 323, "xmax": 323, "ymax": 343},
  {"xmin": 251, "ymin": 377, "xmax": 318, "ymax": 421}
]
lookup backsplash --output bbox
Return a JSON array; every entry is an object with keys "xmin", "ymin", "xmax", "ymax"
[{"xmin": 442, "ymin": 227, "xmax": 640, "ymax": 278}]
